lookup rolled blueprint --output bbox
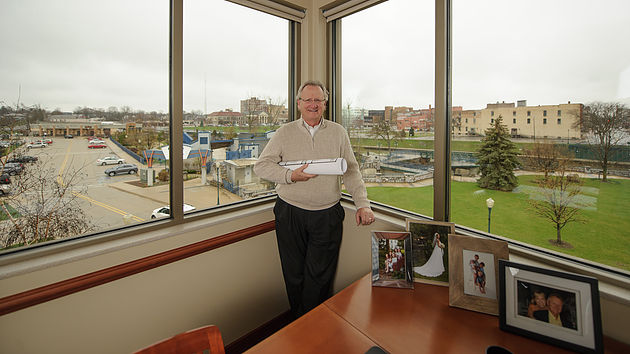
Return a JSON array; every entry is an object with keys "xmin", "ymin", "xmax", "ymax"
[{"xmin": 279, "ymin": 158, "xmax": 347, "ymax": 175}]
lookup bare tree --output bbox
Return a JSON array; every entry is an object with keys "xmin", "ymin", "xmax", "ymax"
[
  {"xmin": 0, "ymin": 154, "xmax": 94, "ymax": 249},
  {"xmin": 266, "ymin": 97, "xmax": 287, "ymax": 126},
  {"xmin": 528, "ymin": 162, "xmax": 584, "ymax": 246},
  {"xmin": 523, "ymin": 140, "xmax": 570, "ymax": 179},
  {"xmin": 241, "ymin": 96, "xmax": 267, "ymax": 132},
  {"xmin": 575, "ymin": 102, "xmax": 629, "ymax": 181},
  {"xmin": 371, "ymin": 120, "xmax": 399, "ymax": 152}
]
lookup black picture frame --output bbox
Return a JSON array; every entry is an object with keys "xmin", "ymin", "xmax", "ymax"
[{"xmin": 498, "ymin": 260, "xmax": 603, "ymax": 354}]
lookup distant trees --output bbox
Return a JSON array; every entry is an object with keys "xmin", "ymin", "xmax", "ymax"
[
  {"xmin": 266, "ymin": 97, "xmax": 287, "ymax": 126},
  {"xmin": 577, "ymin": 102, "xmax": 629, "ymax": 182},
  {"xmin": 523, "ymin": 140, "xmax": 570, "ymax": 179},
  {"xmin": 370, "ymin": 121, "xmax": 399, "ymax": 152},
  {"xmin": 476, "ymin": 115, "xmax": 520, "ymax": 191}
]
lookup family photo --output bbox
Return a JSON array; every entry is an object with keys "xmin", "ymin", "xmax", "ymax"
[
  {"xmin": 371, "ymin": 231, "xmax": 413, "ymax": 289},
  {"xmin": 516, "ymin": 280, "xmax": 578, "ymax": 331},
  {"xmin": 407, "ymin": 220, "xmax": 455, "ymax": 284},
  {"xmin": 462, "ymin": 249, "xmax": 497, "ymax": 300}
]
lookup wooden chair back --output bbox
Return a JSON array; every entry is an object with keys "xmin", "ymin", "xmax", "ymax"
[{"xmin": 134, "ymin": 325, "xmax": 225, "ymax": 354}]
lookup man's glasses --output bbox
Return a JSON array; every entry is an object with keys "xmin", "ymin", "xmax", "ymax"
[{"xmin": 299, "ymin": 98, "xmax": 326, "ymax": 104}]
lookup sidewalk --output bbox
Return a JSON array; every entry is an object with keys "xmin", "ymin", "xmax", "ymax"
[{"xmin": 108, "ymin": 177, "xmax": 242, "ymax": 209}]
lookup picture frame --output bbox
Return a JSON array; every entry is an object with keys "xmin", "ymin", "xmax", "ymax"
[
  {"xmin": 499, "ymin": 260, "xmax": 603, "ymax": 354},
  {"xmin": 406, "ymin": 219, "xmax": 455, "ymax": 285},
  {"xmin": 448, "ymin": 234, "xmax": 509, "ymax": 315},
  {"xmin": 371, "ymin": 231, "xmax": 413, "ymax": 289}
]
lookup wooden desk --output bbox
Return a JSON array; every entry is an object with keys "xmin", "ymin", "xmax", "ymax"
[{"xmin": 248, "ymin": 275, "xmax": 629, "ymax": 353}]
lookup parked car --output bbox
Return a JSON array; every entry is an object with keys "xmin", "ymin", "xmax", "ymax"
[
  {"xmin": 8, "ymin": 155, "xmax": 38, "ymax": 163},
  {"xmin": 0, "ymin": 183, "xmax": 10, "ymax": 196},
  {"xmin": 151, "ymin": 204, "xmax": 196, "ymax": 219},
  {"xmin": 27, "ymin": 142, "xmax": 47, "ymax": 149},
  {"xmin": 96, "ymin": 156, "xmax": 125, "ymax": 166},
  {"xmin": 104, "ymin": 164, "xmax": 138, "ymax": 176},
  {"xmin": 88, "ymin": 139, "xmax": 106, "ymax": 144},
  {"xmin": 64, "ymin": 134, "xmax": 73, "ymax": 139},
  {"xmin": 43, "ymin": 138, "xmax": 53, "ymax": 144},
  {"xmin": 2, "ymin": 163, "xmax": 22, "ymax": 176},
  {"xmin": 88, "ymin": 142, "xmax": 107, "ymax": 149}
]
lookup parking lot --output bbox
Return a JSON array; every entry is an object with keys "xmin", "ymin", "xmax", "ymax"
[{"xmin": 3, "ymin": 137, "xmax": 242, "ymax": 233}]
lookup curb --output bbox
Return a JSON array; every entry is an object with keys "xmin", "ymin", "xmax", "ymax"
[{"xmin": 108, "ymin": 184, "xmax": 166, "ymax": 205}]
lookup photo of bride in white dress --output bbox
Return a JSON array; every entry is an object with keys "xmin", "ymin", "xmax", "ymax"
[
  {"xmin": 414, "ymin": 233, "xmax": 445, "ymax": 277},
  {"xmin": 407, "ymin": 219, "xmax": 455, "ymax": 285}
]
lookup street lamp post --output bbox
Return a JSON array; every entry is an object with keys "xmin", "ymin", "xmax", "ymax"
[
  {"xmin": 216, "ymin": 162, "xmax": 221, "ymax": 205},
  {"xmin": 486, "ymin": 197, "xmax": 495, "ymax": 233}
]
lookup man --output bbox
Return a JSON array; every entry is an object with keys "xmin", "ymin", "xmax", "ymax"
[
  {"xmin": 533, "ymin": 293, "xmax": 573, "ymax": 329},
  {"xmin": 254, "ymin": 80, "xmax": 374, "ymax": 318}
]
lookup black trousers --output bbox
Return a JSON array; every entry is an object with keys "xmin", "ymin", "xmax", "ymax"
[{"xmin": 273, "ymin": 197, "xmax": 345, "ymax": 319}]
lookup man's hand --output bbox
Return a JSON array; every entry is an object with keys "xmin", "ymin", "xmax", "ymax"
[
  {"xmin": 291, "ymin": 164, "xmax": 317, "ymax": 182},
  {"xmin": 356, "ymin": 207, "xmax": 375, "ymax": 226}
]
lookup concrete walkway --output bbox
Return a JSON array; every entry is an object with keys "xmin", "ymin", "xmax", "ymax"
[{"xmin": 109, "ymin": 177, "xmax": 242, "ymax": 210}]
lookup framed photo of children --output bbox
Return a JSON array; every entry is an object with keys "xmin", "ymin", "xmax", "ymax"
[
  {"xmin": 405, "ymin": 219, "xmax": 455, "ymax": 285},
  {"xmin": 448, "ymin": 234, "xmax": 508, "ymax": 315},
  {"xmin": 371, "ymin": 231, "xmax": 413, "ymax": 289},
  {"xmin": 499, "ymin": 260, "xmax": 603, "ymax": 354}
]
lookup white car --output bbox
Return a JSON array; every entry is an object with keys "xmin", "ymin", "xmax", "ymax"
[
  {"xmin": 96, "ymin": 156, "xmax": 125, "ymax": 166},
  {"xmin": 0, "ymin": 184, "xmax": 10, "ymax": 196},
  {"xmin": 26, "ymin": 142, "xmax": 47, "ymax": 149},
  {"xmin": 89, "ymin": 139, "xmax": 106, "ymax": 144},
  {"xmin": 151, "ymin": 204, "xmax": 196, "ymax": 219}
]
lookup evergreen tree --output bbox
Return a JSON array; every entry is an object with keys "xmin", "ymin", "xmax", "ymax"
[{"xmin": 476, "ymin": 115, "xmax": 520, "ymax": 191}]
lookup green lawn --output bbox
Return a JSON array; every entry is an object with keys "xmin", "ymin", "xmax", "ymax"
[
  {"xmin": 351, "ymin": 138, "xmax": 534, "ymax": 153},
  {"xmin": 366, "ymin": 176, "xmax": 630, "ymax": 271}
]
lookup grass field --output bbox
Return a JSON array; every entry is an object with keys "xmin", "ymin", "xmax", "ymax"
[
  {"xmin": 350, "ymin": 138, "xmax": 534, "ymax": 153},
  {"xmin": 366, "ymin": 176, "xmax": 630, "ymax": 271}
]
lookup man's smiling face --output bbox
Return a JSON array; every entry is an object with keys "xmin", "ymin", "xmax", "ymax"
[{"xmin": 298, "ymin": 85, "xmax": 327, "ymax": 126}]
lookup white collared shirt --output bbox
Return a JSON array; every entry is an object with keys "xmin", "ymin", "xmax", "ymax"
[{"xmin": 303, "ymin": 119, "xmax": 322, "ymax": 137}]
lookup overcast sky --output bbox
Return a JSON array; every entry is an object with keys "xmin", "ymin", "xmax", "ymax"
[{"xmin": 1, "ymin": 0, "xmax": 629, "ymax": 114}]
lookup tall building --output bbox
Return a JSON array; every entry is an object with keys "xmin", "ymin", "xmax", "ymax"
[{"xmin": 240, "ymin": 97, "xmax": 268, "ymax": 116}]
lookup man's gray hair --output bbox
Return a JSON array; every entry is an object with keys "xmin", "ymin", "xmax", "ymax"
[{"xmin": 296, "ymin": 80, "xmax": 329, "ymax": 101}]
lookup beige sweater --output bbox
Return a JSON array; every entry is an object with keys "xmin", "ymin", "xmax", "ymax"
[{"xmin": 254, "ymin": 118, "xmax": 369, "ymax": 211}]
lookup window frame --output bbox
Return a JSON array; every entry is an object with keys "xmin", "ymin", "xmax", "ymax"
[
  {"xmin": 330, "ymin": 0, "xmax": 630, "ymax": 280},
  {"xmin": 0, "ymin": 0, "xmax": 299, "ymax": 257}
]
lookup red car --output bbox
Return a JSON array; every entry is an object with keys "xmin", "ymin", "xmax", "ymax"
[{"xmin": 88, "ymin": 143, "xmax": 107, "ymax": 149}]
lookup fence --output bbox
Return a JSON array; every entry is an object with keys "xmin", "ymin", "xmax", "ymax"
[{"xmin": 109, "ymin": 137, "xmax": 145, "ymax": 164}]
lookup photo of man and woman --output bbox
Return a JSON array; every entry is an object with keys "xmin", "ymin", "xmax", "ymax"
[
  {"xmin": 371, "ymin": 231, "xmax": 413, "ymax": 289},
  {"xmin": 462, "ymin": 249, "xmax": 497, "ymax": 300},
  {"xmin": 516, "ymin": 280, "xmax": 578, "ymax": 331}
]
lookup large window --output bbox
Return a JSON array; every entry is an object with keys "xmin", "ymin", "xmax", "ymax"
[
  {"xmin": 340, "ymin": 0, "xmax": 630, "ymax": 272},
  {"xmin": 451, "ymin": 0, "xmax": 630, "ymax": 272},
  {"xmin": 181, "ymin": 0, "xmax": 288, "ymax": 212},
  {"xmin": 0, "ymin": 0, "xmax": 169, "ymax": 250},
  {"xmin": 0, "ymin": 0, "xmax": 292, "ymax": 253},
  {"xmin": 342, "ymin": 0, "xmax": 436, "ymax": 218}
]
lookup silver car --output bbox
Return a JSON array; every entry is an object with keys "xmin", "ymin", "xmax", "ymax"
[
  {"xmin": 26, "ymin": 142, "xmax": 47, "ymax": 149},
  {"xmin": 96, "ymin": 156, "xmax": 125, "ymax": 166}
]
